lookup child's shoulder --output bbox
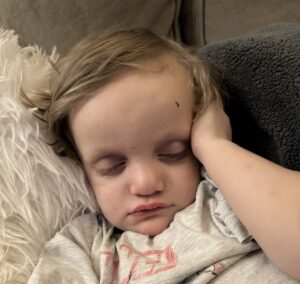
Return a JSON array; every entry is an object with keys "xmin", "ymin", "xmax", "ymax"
[
  {"xmin": 59, "ymin": 213, "xmax": 104, "ymax": 239},
  {"xmin": 68, "ymin": 212, "xmax": 99, "ymax": 225}
]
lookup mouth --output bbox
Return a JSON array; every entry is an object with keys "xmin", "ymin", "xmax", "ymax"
[{"xmin": 130, "ymin": 202, "xmax": 171, "ymax": 215}]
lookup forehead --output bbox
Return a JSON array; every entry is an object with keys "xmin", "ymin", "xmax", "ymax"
[
  {"xmin": 69, "ymin": 57, "xmax": 194, "ymax": 159},
  {"xmin": 71, "ymin": 55, "xmax": 193, "ymax": 114}
]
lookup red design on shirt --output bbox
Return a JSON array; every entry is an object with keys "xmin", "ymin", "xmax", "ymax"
[
  {"xmin": 101, "ymin": 250, "xmax": 119, "ymax": 284},
  {"xmin": 101, "ymin": 243, "xmax": 177, "ymax": 283}
]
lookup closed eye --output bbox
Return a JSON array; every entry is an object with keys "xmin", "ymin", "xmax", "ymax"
[
  {"xmin": 158, "ymin": 148, "xmax": 189, "ymax": 162},
  {"xmin": 96, "ymin": 161, "xmax": 127, "ymax": 176}
]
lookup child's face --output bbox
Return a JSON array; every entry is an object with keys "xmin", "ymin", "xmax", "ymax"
[{"xmin": 69, "ymin": 58, "xmax": 200, "ymax": 236}]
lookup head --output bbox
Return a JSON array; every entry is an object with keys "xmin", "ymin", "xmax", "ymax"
[{"xmin": 24, "ymin": 29, "xmax": 222, "ymax": 236}]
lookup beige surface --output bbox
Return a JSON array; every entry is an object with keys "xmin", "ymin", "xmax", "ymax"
[
  {"xmin": 0, "ymin": 0, "xmax": 181, "ymax": 55},
  {"xmin": 205, "ymin": 0, "xmax": 300, "ymax": 44},
  {"xmin": 180, "ymin": 0, "xmax": 300, "ymax": 46},
  {"xmin": 0, "ymin": 0, "xmax": 298, "ymax": 53}
]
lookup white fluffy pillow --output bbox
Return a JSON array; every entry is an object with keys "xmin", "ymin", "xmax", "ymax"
[{"xmin": 0, "ymin": 29, "xmax": 97, "ymax": 283}]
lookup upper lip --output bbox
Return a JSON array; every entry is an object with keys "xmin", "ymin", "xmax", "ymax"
[{"xmin": 130, "ymin": 202, "xmax": 170, "ymax": 214}]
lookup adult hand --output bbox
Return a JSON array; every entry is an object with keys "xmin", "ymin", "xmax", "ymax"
[{"xmin": 191, "ymin": 102, "xmax": 232, "ymax": 162}]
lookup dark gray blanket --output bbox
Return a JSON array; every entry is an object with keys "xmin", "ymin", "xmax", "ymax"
[{"xmin": 199, "ymin": 23, "xmax": 300, "ymax": 171}]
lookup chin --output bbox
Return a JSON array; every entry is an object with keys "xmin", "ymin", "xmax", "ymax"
[{"xmin": 135, "ymin": 219, "xmax": 171, "ymax": 237}]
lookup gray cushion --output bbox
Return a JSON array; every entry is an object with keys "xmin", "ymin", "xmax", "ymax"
[
  {"xmin": 0, "ymin": 0, "xmax": 182, "ymax": 55},
  {"xmin": 199, "ymin": 24, "xmax": 300, "ymax": 170}
]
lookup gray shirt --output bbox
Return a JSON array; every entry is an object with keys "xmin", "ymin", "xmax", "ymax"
[{"xmin": 28, "ymin": 178, "xmax": 298, "ymax": 283}]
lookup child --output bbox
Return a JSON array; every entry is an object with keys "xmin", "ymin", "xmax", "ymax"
[{"xmin": 23, "ymin": 29, "xmax": 299, "ymax": 283}]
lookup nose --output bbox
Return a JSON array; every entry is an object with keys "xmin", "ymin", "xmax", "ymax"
[{"xmin": 129, "ymin": 162, "xmax": 165, "ymax": 196}]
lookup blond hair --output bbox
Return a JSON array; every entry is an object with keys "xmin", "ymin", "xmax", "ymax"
[{"xmin": 21, "ymin": 29, "xmax": 223, "ymax": 163}]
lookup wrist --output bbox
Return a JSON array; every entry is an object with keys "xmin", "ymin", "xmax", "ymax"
[{"xmin": 193, "ymin": 138, "xmax": 232, "ymax": 165}]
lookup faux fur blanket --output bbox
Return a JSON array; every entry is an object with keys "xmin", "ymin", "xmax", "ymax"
[
  {"xmin": 0, "ymin": 29, "xmax": 97, "ymax": 284},
  {"xmin": 199, "ymin": 23, "xmax": 300, "ymax": 171}
]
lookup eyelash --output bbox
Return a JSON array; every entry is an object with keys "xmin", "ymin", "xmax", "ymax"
[
  {"xmin": 97, "ymin": 162, "xmax": 126, "ymax": 176},
  {"xmin": 158, "ymin": 148, "xmax": 189, "ymax": 162}
]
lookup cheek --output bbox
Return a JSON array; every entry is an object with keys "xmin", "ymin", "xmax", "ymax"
[
  {"xmin": 93, "ymin": 185, "xmax": 122, "ymax": 225},
  {"xmin": 86, "ymin": 172, "xmax": 123, "ymax": 223},
  {"xmin": 177, "ymin": 158, "xmax": 200, "ymax": 201},
  {"xmin": 183, "ymin": 155, "xmax": 200, "ymax": 182}
]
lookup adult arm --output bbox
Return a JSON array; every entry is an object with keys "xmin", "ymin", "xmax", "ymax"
[{"xmin": 191, "ymin": 103, "xmax": 300, "ymax": 281}]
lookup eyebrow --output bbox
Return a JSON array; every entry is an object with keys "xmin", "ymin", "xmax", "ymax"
[
  {"xmin": 158, "ymin": 128, "xmax": 191, "ymax": 144},
  {"xmin": 156, "ymin": 136, "xmax": 190, "ymax": 150}
]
